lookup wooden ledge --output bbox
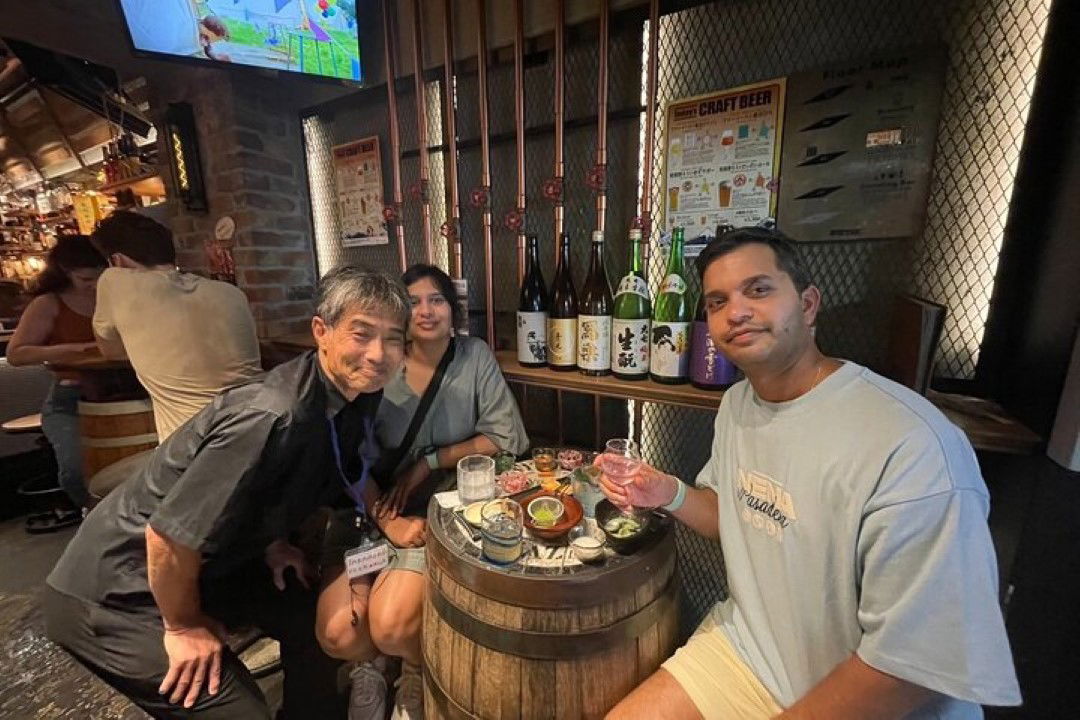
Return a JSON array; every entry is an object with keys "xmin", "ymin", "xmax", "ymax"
[{"xmin": 496, "ymin": 351, "xmax": 724, "ymax": 411}]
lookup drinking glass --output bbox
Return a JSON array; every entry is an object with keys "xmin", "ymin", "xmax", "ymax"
[
  {"xmin": 481, "ymin": 499, "xmax": 524, "ymax": 565},
  {"xmin": 458, "ymin": 454, "xmax": 495, "ymax": 504},
  {"xmin": 531, "ymin": 447, "xmax": 557, "ymax": 476},
  {"xmin": 571, "ymin": 463, "xmax": 605, "ymax": 518},
  {"xmin": 602, "ymin": 439, "xmax": 641, "ymax": 487}
]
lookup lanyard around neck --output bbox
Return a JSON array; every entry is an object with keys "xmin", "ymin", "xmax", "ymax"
[{"xmin": 327, "ymin": 416, "xmax": 370, "ymax": 515}]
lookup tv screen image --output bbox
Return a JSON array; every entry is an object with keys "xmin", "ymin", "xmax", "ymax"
[{"xmin": 118, "ymin": 0, "xmax": 361, "ymax": 81}]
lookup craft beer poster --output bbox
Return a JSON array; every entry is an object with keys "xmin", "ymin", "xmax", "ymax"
[{"xmin": 662, "ymin": 78, "xmax": 786, "ymax": 241}]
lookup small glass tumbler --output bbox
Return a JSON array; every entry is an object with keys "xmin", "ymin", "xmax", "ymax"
[
  {"xmin": 531, "ymin": 447, "xmax": 558, "ymax": 475},
  {"xmin": 457, "ymin": 454, "xmax": 496, "ymax": 504},
  {"xmin": 481, "ymin": 499, "xmax": 524, "ymax": 565},
  {"xmin": 571, "ymin": 464, "xmax": 605, "ymax": 519}
]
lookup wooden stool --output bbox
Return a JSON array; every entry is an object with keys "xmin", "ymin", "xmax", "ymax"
[
  {"xmin": 78, "ymin": 399, "xmax": 158, "ymax": 479},
  {"xmin": 2, "ymin": 413, "xmax": 80, "ymax": 534},
  {"xmin": 1, "ymin": 413, "xmax": 43, "ymax": 434}
]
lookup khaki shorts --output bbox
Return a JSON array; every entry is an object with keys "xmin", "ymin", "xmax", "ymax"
[{"xmin": 662, "ymin": 614, "xmax": 783, "ymax": 720}]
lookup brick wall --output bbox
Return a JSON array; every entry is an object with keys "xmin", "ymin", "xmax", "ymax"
[{"xmin": 150, "ymin": 69, "xmax": 343, "ymax": 340}]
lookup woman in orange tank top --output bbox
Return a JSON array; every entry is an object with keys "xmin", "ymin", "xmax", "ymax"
[{"xmin": 8, "ymin": 235, "xmax": 106, "ymax": 513}]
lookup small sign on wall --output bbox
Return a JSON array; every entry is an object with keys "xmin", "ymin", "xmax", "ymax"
[
  {"xmin": 332, "ymin": 136, "xmax": 388, "ymax": 247},
  {"xmin": 777, "ymin": 49, "xmax": 946, "ymax": 241}
]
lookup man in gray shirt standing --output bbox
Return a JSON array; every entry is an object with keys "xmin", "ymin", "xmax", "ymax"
[
  {"xmin": 44, "ymin": 268, "xmax": 410, "ymax": 719},
  {"xmin": 600, "ymin": 228, "xmax": 1020, "ymax": 719}
]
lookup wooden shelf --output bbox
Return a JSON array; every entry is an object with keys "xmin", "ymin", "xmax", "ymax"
[
  {"xmin": 267, "ymin": 336, "xmax": 725, "ymax": 410},
  {"xmin": 496, "ymin": 351, "xmax": 724, "ymax": 411},
  {"xmin": 268, "ymin": 337, "xmax": 1037, "ymax": 455},
  {"xmin": 99, "ymin": 172, "xmax": 166, "ymax": 197},
  {"xmin": 926, "ymin": 390, "xmax": 1041, "ymax": 456}
]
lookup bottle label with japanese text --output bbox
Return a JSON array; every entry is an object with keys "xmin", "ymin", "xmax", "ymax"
[
  {"xmin": 547, "ymin": 318, "xmax": 578, "ymax": 367},
  {"xmin": 615, "ymin": 274, "xmax": 649, "ymax": 299},
  {"xmin": 516, "ymin": 311, "xmax": 547, "ymax": 364},
  {"xmin": 612, "ymin": 318, "xmax": 650, "ymax": 376},
  {"xmin": 649, "ymin": 321, "xmax": 691, "ymax": 378},
  {"xmin": 577, "ymin": 314, "xmax": 612, "ymax": 371},
  {"xmin": 659, "ymin": 274, "xmax": 688, "ymax": 295}
]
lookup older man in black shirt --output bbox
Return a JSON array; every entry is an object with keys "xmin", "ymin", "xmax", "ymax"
[{"xmin": 43, "ymin": 267, "xmax": 410, "ymax": 719}]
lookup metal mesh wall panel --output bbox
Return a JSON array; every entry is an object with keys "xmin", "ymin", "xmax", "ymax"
[{"xmin": 304, "ymin": 0, "xmax": 1051, "ymax": 635}]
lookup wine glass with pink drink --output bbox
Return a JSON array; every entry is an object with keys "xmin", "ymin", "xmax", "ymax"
[{"xmin": 602, "ymin": 438, "xmax": 642, "ymax": 515}]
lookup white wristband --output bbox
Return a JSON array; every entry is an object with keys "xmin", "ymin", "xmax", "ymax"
[
  {"xmin": 662, "ymin": 475, "xmax": 687, "ymax": 512},
  {"xmin": 425, "ymin": 452, "xmax": 440, "ymax": 470}
]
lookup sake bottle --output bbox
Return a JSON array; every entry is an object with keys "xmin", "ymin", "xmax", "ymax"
[
  {"xmin": 547, "ymin": 232, "xmax": 578, "ymax": 372},
  {"xmin": 516, "ymin": 234, "xmax": 548, "ymax": 367},
  {"xmin": 650, "ymin": 227, "xmax": 692, "ymax": 384},
  {"xmin": 577, "ymin": 230, "xmax": 613, "ymax": 376},
  {"xmin": 690, "ymin": 292, "xmax": 738, "ymax": 389},
  {"xmin": 611, "ymin": 228, "xmax": 651, "ymax": 381}
]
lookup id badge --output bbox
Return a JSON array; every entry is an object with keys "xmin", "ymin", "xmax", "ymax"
[{"xmin": 344, "ymin": 538, "xmax": 390, "ymax": 581}]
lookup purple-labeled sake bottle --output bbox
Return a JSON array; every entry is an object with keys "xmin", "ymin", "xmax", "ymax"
[{"xmin": 690, "ymin": 293, "xmax": 739, "ymax": 390}]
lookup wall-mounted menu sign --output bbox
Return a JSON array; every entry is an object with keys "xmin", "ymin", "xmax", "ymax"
[
  {"xmin": 777, "ymin": 49, "xmax": 946, "ymax": 241},
  {"xmin": 333, "ymin": 136, "xmax": 388, "ymax": 248},
  {"xmin": 662, "ymin": 78, "xmax": 786, "ymax": 241}
]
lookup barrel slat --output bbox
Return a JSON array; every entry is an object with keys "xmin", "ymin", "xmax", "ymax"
[
  {"xmin": 554, "ymin": 660, "xmax": 583, "ymax": 720},
  {"xmin": 520, "ymin": 660, "xmax": 555, "ymax": 720},
  {"xmin": 446, "ymin": 577, "xmax": 477, "ymax": 711},
  {"xmin": 581, "ymin": 643, "xmax": 637, "ymax": 719},
  {"xmin": 473, "ymin": 599, "xmax": 521, "ymax": 720}
]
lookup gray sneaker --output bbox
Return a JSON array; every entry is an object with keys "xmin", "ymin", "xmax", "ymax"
[
  {"xmin": 389, "ymin": 662, "xmax": 423, "ymax": 720},
  {"xmin": 348, "ymin": 660, "xmax": 387, "ymax": 720}
]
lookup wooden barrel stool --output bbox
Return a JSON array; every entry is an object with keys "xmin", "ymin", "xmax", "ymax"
[
  {"xmin": 423, "ymin": 500, "xmax": 679, "ymax": 719},
  {"xmin": 77, "ymin": 399, "xmax": 158, "ymax": 479}
]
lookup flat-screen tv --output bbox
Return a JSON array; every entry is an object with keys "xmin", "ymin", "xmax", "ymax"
[{"xmin": 117, "ymin": 0, "xmax": 362, "ymax": 82}]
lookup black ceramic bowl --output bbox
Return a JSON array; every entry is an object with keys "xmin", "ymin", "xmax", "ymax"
[{"xmin": 595, "ymin": 499, "xmax": 652, "ymax": 555}]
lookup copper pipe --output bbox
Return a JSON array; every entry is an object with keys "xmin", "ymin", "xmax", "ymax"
[
  {"xmin": 382, "ymin": 0, "xmax": 407, "ymax": 272},
  {"xmin": 640, "ymin": 0, "xmax": 660, "ymax": 278},
  {"xmin": 476, "ymin": 0, "xmax": 496, "ymax": 345},
  {"xmin": 513, "ymin": 0, "xmax": 526, "ymax": 285},
  {"xmin": 441, "ymin": 0, "xmax": 462, "ymax": 279},
  {"xmin": 411, "ymin": 0, "xmax": 433, "ymax": 263},
  {"xmin": 553, "ymin": 0, "xmax": 565, "ymax": 262},
  {"xmin": 595, "ymin": 0, "xmax": 610, "ymax": 234}
]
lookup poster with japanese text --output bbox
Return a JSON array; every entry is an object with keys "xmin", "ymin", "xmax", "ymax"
[
  {"xmin": 333, "ymin": 137, "xmax": 388, "ymax": 247},
  {"xmin": 662, "ymin": 79, "xmax": 786, "ymax": 241}
]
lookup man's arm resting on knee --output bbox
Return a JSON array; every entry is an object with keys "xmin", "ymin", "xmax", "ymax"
[
  {"xmin": 774, "ymin": 653, "xmax": 937, "ymax": 720},
  {"xmin": 146, "ymin": 525, "xmax": 224, "ymax": 707}
]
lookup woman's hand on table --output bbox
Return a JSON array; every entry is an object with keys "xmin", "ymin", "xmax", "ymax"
[
  {"xmin": 378, "ymin": 514, "xmax": 427, "ymax": 548},
  {"xmin": 594, "ymin": 455, "xmax": 678, "ymax": 512},
  {"xmin": 374, "ymin": 459, "xmax": 431, "ymax": 520}
]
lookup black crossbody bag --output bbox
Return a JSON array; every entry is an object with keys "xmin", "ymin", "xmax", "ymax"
[{"xmin": 371, "ymin": 340, "xmax": 456, "ymax": 498}]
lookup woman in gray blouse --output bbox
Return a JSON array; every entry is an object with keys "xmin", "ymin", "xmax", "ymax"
[{"xmin": 320, "ymin": 264, "xmax": 528, "ymax": 720}]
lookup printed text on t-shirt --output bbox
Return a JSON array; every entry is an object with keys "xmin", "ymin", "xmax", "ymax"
[{"xmin": 734, "ymin": 468, "xmax": 797, "ymax": 542}]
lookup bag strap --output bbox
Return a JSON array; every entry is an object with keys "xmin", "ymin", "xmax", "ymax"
[{"xmin": 374, "ymin": 340, "xmax": 456, "ymax": 481}]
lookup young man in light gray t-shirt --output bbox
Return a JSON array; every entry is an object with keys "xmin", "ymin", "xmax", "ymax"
[{"xmin": 600, "ymin": 228, "xmax": 1020, "ymax": 720}]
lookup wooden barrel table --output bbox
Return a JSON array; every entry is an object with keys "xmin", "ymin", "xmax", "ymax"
[
  {"xmin": 78, "ymin": 399, "xmax": 158, "ymax": 478},
  {"xmin": 423, "ymin": 499, "xmax": 679, "ymax": 719}
]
